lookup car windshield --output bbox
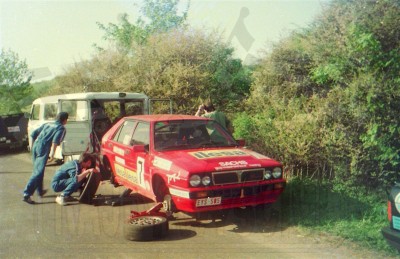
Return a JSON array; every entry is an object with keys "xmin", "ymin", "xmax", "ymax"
[{"xmin": 154, "ymin": 120, "xmax": 237, "ymax": 151}]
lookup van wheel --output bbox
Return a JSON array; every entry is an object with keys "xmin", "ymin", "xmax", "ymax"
[
  {"xmin": 79, "ymin": 172, "xmax": 101, "ymax": 204},
  {"xmin": 125, "ymin": 216, "xmax": 168, "ymax": 241}
]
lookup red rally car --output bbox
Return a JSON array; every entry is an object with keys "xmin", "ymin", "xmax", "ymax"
[{"xmin": 100, "ymin": 114, "xmax": 286, "ymax": 213}]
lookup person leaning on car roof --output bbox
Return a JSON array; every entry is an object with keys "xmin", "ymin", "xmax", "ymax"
[
  {"xmin": 195, "ymin": 100, "xmax": 231, "ymax": 132},
  {"xmin": 22, "ymin": 112, "xmax": 68, "ymax": 204},
  {"xmin": 51, "ymin": 152, "xmax": 98, "ymax": 206}
]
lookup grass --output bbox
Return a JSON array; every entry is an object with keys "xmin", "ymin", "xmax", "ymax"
[{"xmin": 277, "ymin": 177, "xmax": 397, "ymax": 255}]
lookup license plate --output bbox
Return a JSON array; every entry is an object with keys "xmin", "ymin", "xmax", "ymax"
[
  {"xmin": 393, "ymin": 216, "xmax": 400, "ymax": 230},
  {"xmin": 195, "ymin": 197, "xmax": 222, "ymax": 207}
]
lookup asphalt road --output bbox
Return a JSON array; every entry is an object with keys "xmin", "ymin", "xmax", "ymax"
[{"xmin": 0, "ymin": 149, "xmax": 393, "ymax": 258}]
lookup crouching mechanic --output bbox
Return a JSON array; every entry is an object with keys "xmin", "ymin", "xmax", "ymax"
[{"xmin": 51, "ymin": 153, "xmax": 98, "ymax": 205}]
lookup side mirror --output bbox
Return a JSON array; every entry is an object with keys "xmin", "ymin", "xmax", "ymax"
[
  {"xmin": 132, "ymin": 145, "xmax": 145, "ymax": 152},
  {"xmin": 236, "ymin": 139, "xmax": 246, "ymax": 147},
  {"xmin": 131, "ymin": 144, "xmax": 149, "ymax": 153}
]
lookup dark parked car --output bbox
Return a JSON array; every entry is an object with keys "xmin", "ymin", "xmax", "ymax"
[
  {"xmin": 382, "ymin": 183, "xmax": 400, "ymax": 252},
  {"xmin": 0, "ymin": 113, "xmax": 28, "ymax": 150}
]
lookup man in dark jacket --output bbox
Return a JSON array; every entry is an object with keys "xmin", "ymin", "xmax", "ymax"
[
  {"xmin": 22, "ymin": 112, "xmax": 68, "ymax": 204},
  {"xmin": 51, "ymin": 153, "xmax": 98, "ymax": 206}
]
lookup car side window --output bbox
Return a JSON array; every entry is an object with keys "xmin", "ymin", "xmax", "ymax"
[
  {"xmin": 130, "ymin": 122, "xmax": 150, "ymax": 146},
  {"xmin": 113, "ymin": 120, "xmax": 137, "ymax": 145}
]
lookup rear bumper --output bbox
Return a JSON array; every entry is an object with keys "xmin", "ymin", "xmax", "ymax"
[{"xmin": 382, "ymin": 226, "xmax": 400, "ymax": 251}]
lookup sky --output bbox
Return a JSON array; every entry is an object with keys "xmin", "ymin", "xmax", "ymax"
[{"xmin": 0, "ymin": 0, "xmax": 328, "ymax": 81}]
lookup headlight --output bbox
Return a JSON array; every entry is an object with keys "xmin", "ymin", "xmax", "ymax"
[
  {"xmin": 202, "ymin": 176, "xmax": 211, "ymax": 186},
  {"xmin": 264, "ymin": 170, "xmax": 272, "ymax": 180},
  {"xmin": 189, "ymin": 175, "xmax": 201, "ymax": 187},
  {"xmin": 272, "ymin": 167, "xmax": 282, "ymax": 178}
]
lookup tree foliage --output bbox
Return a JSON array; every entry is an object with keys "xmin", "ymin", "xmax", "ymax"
[
  {"xmin": 97, "ymin": 0, "xmax": 189, "ymax": 50},
  {"xmin": 0, "ymin": 49, "xmax": 32, "ymax": 114},
  {"xmin": 54, "ymin": 28, "xmax": 251, "ymax": 115},
  {"xmin": 235, "ymin": 0, "xmax": 400, "ymax": 190}
]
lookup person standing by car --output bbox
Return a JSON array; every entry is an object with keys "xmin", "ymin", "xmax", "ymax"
[
  {"xmin": 22, "ymin": 112, "xmax": 68, "ymax": 204},
  {"xmin": 195, "ymin": 100, "xmax": 231, "ymax": 131},
  {"xmin": 51, "ymin": 153, "xmax": 98, "ymax": 206}
]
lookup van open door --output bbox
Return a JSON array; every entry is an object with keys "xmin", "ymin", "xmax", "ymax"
[{"xmin": 149, "ymin": 99, "xmax": 173, "ymax": 114}]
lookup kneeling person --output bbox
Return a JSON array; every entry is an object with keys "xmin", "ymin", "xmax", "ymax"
[{"xmin": 51, "ymin": 153, "xmax": 98, "ymax": 205}]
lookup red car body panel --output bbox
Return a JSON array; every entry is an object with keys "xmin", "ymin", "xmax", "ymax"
[{"xmin": 101, "ymin": 114, "xmax": 286, "ymax": 213}]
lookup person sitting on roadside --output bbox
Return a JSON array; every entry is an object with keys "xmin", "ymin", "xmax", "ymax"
[{"xmin": 51, "ymin": 153, "xmax": 98, "ymax": 206}]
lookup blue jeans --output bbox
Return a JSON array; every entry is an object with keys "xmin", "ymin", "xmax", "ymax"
[
  {"xmin": 51, "ymin": 172, "xmax": 79, "ymax": 197},
  {"xmin": 23, "ymin": 142, "xmax": 48, "ymax": 197}
]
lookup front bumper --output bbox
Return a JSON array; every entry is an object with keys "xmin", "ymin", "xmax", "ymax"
[
  {"xmin": 382, "ymin": 226, "xmax": 400, "ymax": 251},
  {"xmin": 171, "ymin": 181, "xmax": 286, "ymax": 213}
]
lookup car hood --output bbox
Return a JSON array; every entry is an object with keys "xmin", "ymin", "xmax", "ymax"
[{"xmin": 152, "ymin": 148, "xmax": 281, "ymax": 173}]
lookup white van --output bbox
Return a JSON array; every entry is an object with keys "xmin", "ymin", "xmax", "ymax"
[{"xmin": 28, "ymin": 92, "xmax": 169, "ymax": 162}]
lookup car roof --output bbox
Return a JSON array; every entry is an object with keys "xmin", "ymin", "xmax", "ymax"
[
  {"xmin": 123, "ymin": 114, "xmax": 211, "ymax": 122},
  {"xmin": 32, "ymin": 92, "xmax": 148, "ymax": 103}
]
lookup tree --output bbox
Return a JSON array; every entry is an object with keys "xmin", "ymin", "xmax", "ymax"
[
  {"xmin": 0, "ymin": 49, "xmax": 32, "ymax": 114},
  {"xmin": 236, "ymin": 0, "xmax": 400, "ymax": 190},
  {"xmin": 97, "ymin": 0, "xmax": 189, "ymax": 50}
]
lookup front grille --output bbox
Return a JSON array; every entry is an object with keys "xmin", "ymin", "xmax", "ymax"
[
  {"xmin": 212, "ymin": 169, "xmax": 265, "ymax": 185},
  {"xmin": 213, "ymin": 172, "xmax": 238, "ymax": 185},
  {"xmin": 241, "ymin": 169, "xmax": 264, "ymax": 182}
]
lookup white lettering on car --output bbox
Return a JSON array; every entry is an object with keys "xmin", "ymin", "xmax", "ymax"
[
  {"xmin": 153, "ymin": 156, "xmax": 172, "ymax": 171},
  {"xmin": 218, "ymin": 160, "xmax": 248, "ymax": 167},
  {"xmin": 167, "ymin": 172, "xmax": 181, "ymax": 184},
  {"xmin": 189, "ymin": 149, "xmax": 248, "ymax": 159},
  {"xmin": 115, "ymin": 156, "xmax": 125, "ymax": 165},
  {"xmin": 113, "ymin": 146, "xmax": 125, "ymax": 156},
  {"xmin": 137, "ymin": 157, "xmax": 145, "ymax": 188}
]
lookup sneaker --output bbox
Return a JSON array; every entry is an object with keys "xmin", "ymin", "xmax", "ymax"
[
  {"xmin": 55, "ymin": 195, "xmax": 67, "ymax": 206},
  {"xmin": 22, "ymin": 196, "xmax": 35, "ymax": 204},
  {"xmin": 39, "ymin": 189, "xmax": 48, "ymax": 198}
]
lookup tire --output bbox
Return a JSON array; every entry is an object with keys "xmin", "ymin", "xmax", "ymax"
[
  {"xmin": 78, "ymin": 172, "xmax": 101, "ymax": 204},
  {"xmin": 100, "ymin": 158, "xmax": 112, "ymax": 182},
  {"xmin": 125, "ymin": 216, "xmax": 169, "ymax": 241}
]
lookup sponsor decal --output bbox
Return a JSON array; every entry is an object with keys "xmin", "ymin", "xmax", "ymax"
[
  {"xmin": 215, "ymin": 160, "xmax": 248, "ymax": 170},
  {"xmin": 115, "ymin": 156, "xmax": 125, "ymax": 165},
  {"xmin": 167, "ymin": 172, "xmax": 181, "ymax": 184},
  {"xmin": 153, "ymin": 156, "xmax": 172, "ymax": 171},
  {"xmin": 169, "ymin": 188, "xmax": 190, "ymax": 198},
  {"xmin": 113, "ymin": 146, "xmax": 125, "ymax": 156},
  {"xmin": 114, "ymin": 163, "xmax": 138, "ymax": 184},
  {"xmin": 189, "ymin": 149, "xmax": 248, "ymax": 159},
  {"xmin": 246, "ymin": 150, "xmax": 270, "ymax": 159}
]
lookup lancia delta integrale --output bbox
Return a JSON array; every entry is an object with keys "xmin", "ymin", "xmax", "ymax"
[{"xmin": 100, "ymin": 114, "xmax": 286, "ymax": 213}]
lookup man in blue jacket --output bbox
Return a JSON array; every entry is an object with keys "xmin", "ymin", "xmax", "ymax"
[
  {"xmin": 51, "ymin": 153, "xmax": 98, "ymax": 205},
  {"xmin": 22, "ymin": 112, "xmax": 68, "ymax": 204}
]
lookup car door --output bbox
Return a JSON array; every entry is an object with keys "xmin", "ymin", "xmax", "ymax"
[{"xmin": 124, "ymin": 121, "xmax": 150, "ymax": 192}]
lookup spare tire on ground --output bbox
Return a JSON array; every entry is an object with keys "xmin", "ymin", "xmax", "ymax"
[{"xmin": 125, "ymin": 216, "xmax": 169, "ymax": 241}]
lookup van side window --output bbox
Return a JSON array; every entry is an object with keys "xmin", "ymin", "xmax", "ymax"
[
  {"xmin": 44, "ymin": 103, "xmax": 57, "ymax": 120},
  {"xmin": 60, "ymin": 100, "xmax": 88, "ymax": 121},
  {"xmin": 31, "ymin": 104, "xmax": 40, "ymax": 120}
]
